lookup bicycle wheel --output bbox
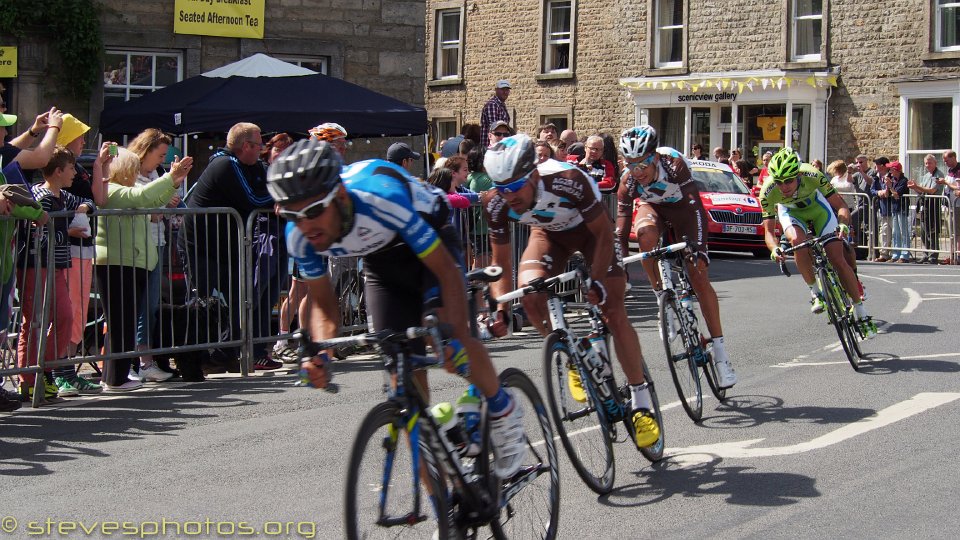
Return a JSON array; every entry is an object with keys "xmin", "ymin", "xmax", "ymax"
[
  {"xmin": 541, "ymin": 332, "xmax": 615, "ymax": 494},
  {"xmin": 345, "ymin": 401, "xmax": 448, "ymax": 540},
  {"xmin": 659, "ymin": 293, "xmax": 703, "ymax": 422},
  {"xmin": 818, "ymin": 267, "xmax": 859, "ymax": 371},
  {"xmin": 639, "ymin": 362, "xmax": 666, "ymax": 463},
  {"xmin": 834, "ymin": 274, "xmax": 865, "ymax": 360},
  {"xmin": 336, "ymin": 270, "xmax": 364, "ymax": 329},
  {"xmin": 701, "ymin": 339, "xmax": 727, "ymax": 402},
  {"xmin": 491, "ymin": 368, "xmax": 560, "ymax": 540}
]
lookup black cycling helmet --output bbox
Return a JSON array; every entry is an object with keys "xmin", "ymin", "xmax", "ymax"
[{"xmin": 267, "ymin": 138, "xmax": 342, "ymax": 205}]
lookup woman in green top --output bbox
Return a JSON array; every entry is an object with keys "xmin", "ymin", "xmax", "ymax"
[{"xmin": 94, "ymin": 147, "xmax": 193, "ymax": 391}]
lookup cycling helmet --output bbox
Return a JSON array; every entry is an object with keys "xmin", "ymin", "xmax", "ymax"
[
  {"xmin": 266, "ymin": 138, "xmax": 343, "ymax": 205},
  {"xmin": 483, "ymin": 133, "xmax": 537, "ymax": 183},
  {"xmin": 619, "ymin": 125, "xmax": 658, "ymax": 158},
  {"xmin": 308, "ymin": 122, "xmax": 348, "ymax": 142},
  {"xmin": 768, "ymin": 147, "xmax": 802, "ymax": 180}
]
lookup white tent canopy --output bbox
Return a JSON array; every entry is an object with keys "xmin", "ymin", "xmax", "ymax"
[{"xmin": 201, "ymin": 53, "xmax": 317, "ymax": 78}]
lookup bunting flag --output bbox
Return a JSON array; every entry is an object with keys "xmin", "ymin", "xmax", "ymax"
[{"xmin": 620, "ymin": 72, "xmax": 840, "ymax": 93}]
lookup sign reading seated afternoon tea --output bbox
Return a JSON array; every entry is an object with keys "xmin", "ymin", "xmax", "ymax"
[{"xmin": 174, "ymin": 0, "xmax": 264, "ymax": 40}]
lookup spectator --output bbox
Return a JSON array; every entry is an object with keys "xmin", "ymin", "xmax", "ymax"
[
  {"xmin": 869, "ymin": 156, "xmax": 892, "ymax": 261},
  {"xmin": 97, "ymin": 148, "xmax": 192, "ymax": 391},
  {"xmin": 180, "ymin": 122, "xmax": 281, "ymax": 372},
  {"xmin": 440, "ymin": 123, "xmax": 482, "ymax": 158},
  {"xmin": 486, "ymin": 120, "xmax": 514, "ymax": 148},
  {"xmin": 937, "ymin": 150, "xmax": 960, "ymax": 264},
  {"xmin": 908, "ymin": 154, "xmax": 945, "ymax": 264},
  {"xmin": 260, "ymin": 132, "xmax": 293, "ymax": 164},
  {"xmin": 466, "ymin": 146, "xmax": 492, "ymax": 269},
  {"xmin": 19, "ymin": 147, "xmax": 95, "ymax": 400},
  {"xmin": 690, "ymin": 143, "xmax": 707, "ymax": 160},
  {"xmin": 386, "ymin": 142, "xmax": 422, "ymax": 171},
  {"xmin": 713, "ymin": 147, "xmax": 731, "ymax": 167},
  {"xmin": 755, "ymin": 151, "xmax": 774, "ymax": 193},
  {"xmin": 579, "ymin": 135, "xmax": 617, "ymax": 193},
  {"xmin": 458, "ymin": 138, "xmax": 476, "ymax": 157},
  {"xmin": 852, "ymin": 154, "xmax": 879, "ymax": 246},
  {"xmin": 732, "ymin": 148, "xmax": 758, "ymax": 188},
  {"xmin": 811, "ymin": 159, "xmax": 824, "ymax": 172},
  {"xmin": 537, "ymin": 122, "xmax": 558, "ymax": 142},
  {"xmin": 559, "ymin": 129, "xmax": 578, "ymax": 147},
  {"xmin": 428, "ymin": 159, "xmax": 478, "ymax": 264},
  {"xmin": 549, "ymin": 140, "xmax": 567, "ymax": 162},
  {"xmin": 886, "ymin": 161, "xmax": 911, "ymax": 262},
  {"xmin": 128, "ymin": 128, "xmax": 180, "ymax": 383},
  {"xmin": 827, "ymin": 160, "xmax": 862, "ymax": 244},
  {"xmin": 565, "ymin": 141, "xmax": 586, "ymax": 166},
  {"xmin": 534, "ymin": 140, "xmax": 554, "ymax": 163},
  {"xmin": 600, "ymin": 133, "xmax": 622, "ymax": 191},
  {"xmin": 0, "ymin": 107, "xmax": 63, "ymax": 170},
  {"xmin": 59, "ymin": 115, "xmax": 107, "ymax": 395},
  {"xmin": 308, "ymin": 122, "xmax": 349, "ymax": 159},
  {"xmin": 479, "ymin": 80, "xmax": 511, "ymax": 144}
]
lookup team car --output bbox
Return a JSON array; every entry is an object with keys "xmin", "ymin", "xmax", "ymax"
[{"xmin": 632, "ymin": 159, "xmax": 778, "ymax": 257}]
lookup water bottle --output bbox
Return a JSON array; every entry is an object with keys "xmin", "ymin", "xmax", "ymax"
[
  {"xmin": 444, "ymin": 339, "xmax": 470, "ymax": 378},
  {"xmin": 431, "ymin": 402, "xmax": 468, "ymax": 458},
  {"xmin": 586, "ymin": 333, "xmax": 613, "ymax": 379},
  {"xmin": 580, "ymin": 335, "xmax": 620, "ymax": 419},
  {"xmin": 456, "ymin": 386, "xmax": 482, "ymax": 457}
]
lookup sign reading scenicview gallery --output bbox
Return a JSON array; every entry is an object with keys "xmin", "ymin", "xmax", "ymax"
[
  {"xmin": 174, "ymin": 0, "xmax": 264, "ymax": 39},
  {"xmin": 0, "ymin": 47, "xmax": 17, "ymax": 78}
]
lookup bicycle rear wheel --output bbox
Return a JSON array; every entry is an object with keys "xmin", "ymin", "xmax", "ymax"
[
  {"xmin": 819, "ymin": 267, "xmax": 859, "ymax": 371},
  {"xmin": 639, "ymin": 362, "xmax": 665, "ymax": 463},
  {"xmin": 345, "ymin": 401, "xmax": 448, "ymax": 540},
  {"xmin": 659, "ymin": 294, "xmax": 703, "ymax": 422},
  {"xmin": 701, "ymin": 340, "xmax": 727, "ymax": 402},
  {"xmin": 541, "ymin": 332, "xmax": 615, "ymax": 494},
  {"xmin": 491, "ymin": 368, "xmax": 560, "ymax": 540}
]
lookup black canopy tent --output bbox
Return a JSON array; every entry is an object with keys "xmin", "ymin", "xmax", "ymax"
[{"xmin": 99, "ymin": 54, "xmax": 427, "ymax": 138}]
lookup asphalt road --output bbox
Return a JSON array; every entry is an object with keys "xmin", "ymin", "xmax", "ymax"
[{"xmin": 2, "ymin": 255, "xmax": 959, "ymax": 539}]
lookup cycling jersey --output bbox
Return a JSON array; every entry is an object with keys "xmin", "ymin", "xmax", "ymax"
[
  {"xmin": 618, "ymin": 146, "xmax": 695, "ymax": 207},
  {"xmin": 286, "ymin": 159, "xmax": 451, "ymax": 279},
  {"xmin": 483, "ymin": 159, "xmax": 604, "ymax": 243},
  {"xmin": 759, "ymin": 163, "xmax": 839, "ymax": 236}
]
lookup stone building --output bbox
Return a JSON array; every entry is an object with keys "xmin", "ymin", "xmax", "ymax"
[
  {"xmin": 424, "ymin": 0, "xmax": 960, "ymax": 177},
  {"xmin": 0, "ymin": 0, "xmax": 426, "ymax": 164}
]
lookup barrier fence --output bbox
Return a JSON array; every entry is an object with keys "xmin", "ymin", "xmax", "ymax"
[{"xmin": 2, "ymin": 192, "xmax": 957, "ymax": 407}]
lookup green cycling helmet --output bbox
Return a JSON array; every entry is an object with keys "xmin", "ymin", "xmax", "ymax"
[{"xmin": 768, "ymin": 147, "xmax": 801, "ymax": 180}]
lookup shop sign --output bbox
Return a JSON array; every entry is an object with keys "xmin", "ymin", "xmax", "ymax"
[
  {"xmin": 0, "ymin": 47, "xmax": 17, "ymax": 78},
  {"xmin": 174, "ymin": 0, "xmax": 264, "ymax": 39},
  {"xmin": 677, "ymin": 92, "xmax": 737, "ymax": 103}
]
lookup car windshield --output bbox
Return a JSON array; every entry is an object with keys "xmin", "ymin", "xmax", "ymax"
[{"xmin": 691, "ymin": 167, "xmax": 750, "ymax": 194}]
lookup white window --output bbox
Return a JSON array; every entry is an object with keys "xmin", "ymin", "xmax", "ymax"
[
  {"xmin": 544, "ymin": 1, "xmax": 572, "ymax": 72},
  {"xmin": 434, "ymin": 119, "xmax": 458, "ymax": 152},
  {"xmin": 655, "ymin": 0, "xmax": 684, "ymax": 68},
  {"xmin": 103, "ymin": 50, "xmax": 183, "ymax": 107},
  {"xmin": 277, "ymin": 57, "xmax": 329, "ymax": 75},
  {"xmin": 435, "ymin": 9, "xmax": 463, "ymax": 79},
  {"xmin": 905, "ymin": 97, "xmax": 954, "ymax": 177},
  {"xmin": 792, "ymin": 0, "xmax": 823, "ymax": 61},
  {"xmin": 936, "ymin": 0, "xmax": 960, "ymax": 51}
]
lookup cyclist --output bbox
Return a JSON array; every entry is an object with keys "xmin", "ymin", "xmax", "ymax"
[
  {"xmin": 483, "ymin": 133, "xmax": 661, "ymax": 449},
  {"xmin": 268, "ymin": 138, "xmax": 527, "ymax": 478},
  {"xmin": 760, "ymin": 147, "xmax": 877, "ymax": 336},
  {"xmin": 618, "ymin": 126, "xmax": 738, "ymax": 389}
]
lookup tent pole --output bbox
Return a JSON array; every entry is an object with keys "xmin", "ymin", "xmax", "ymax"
[{"xmin": 422, "ymin": 133, "xmax": 429, "ymax": 178}]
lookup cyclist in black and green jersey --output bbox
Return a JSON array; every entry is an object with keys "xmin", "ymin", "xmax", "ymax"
[{"xmin": 760, "ymin": 147, "xmax": 877, "ymax": 336}]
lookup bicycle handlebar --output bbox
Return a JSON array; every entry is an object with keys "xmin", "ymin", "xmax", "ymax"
[{"xmin": 622, "ymin": 241, "xmax": 688, "ymax": 266}]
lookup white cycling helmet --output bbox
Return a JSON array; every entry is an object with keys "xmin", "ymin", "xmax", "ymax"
[
  {"xmin": 484, "ymin": 133, "xmax": 537, "ymax": 184},
  {"xmin": 620, "ymin": 125, "xmax": 659, "ymax": 158}
]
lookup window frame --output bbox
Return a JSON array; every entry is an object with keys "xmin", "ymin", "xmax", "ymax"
[
  {"xmin": 897, "ymin": 80, "xmax": 960, "ymax": 178},
  {"xmin": 103, "ymin": 49, "xmax": 184, "ymax": 101},
  {"xmin": 935, "ymin": 0, "xmax": 960, "ymax": 52},
  {"xmin": 431, "ymin": 4, "xmax": 465, "ymax": 82},
  {"xmin": 431, "ymin": 116, "xmax": 460, "ymax": 153},
  {"xmin": 543, "ymin": 0, "xmax": 573, "ymax": 74},
  {"xmin": 791, "ymin": 0, "xmax": 824, "ymax": 62},
  {"xmin": 781, "ymin": 0, "xmax": 829, "ymax": 67},
  {"xmin": 647, "ymin": 0, "xmax": 688, "ymax": 74},
  {"xmin": 536, "ymin": 0, "xmax": 577, "ymax": 79},
  {"xmin": 654, "ymin": 0, "xmax": 685, "ymax": 69},
  {"xmin": 276, "ymin": 56, "xmax": 329, "ymax": 75}
]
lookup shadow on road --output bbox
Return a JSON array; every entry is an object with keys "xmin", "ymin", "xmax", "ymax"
[
  {"xmin": 882, "ymin": 322, "xmax": 940, "ymax": 334},
  {"xmin": 599, "ymin": 457, "xmax": 819, "ymax": 507},
  {"xmin": 856, "ymin": 353, "xmax": 960, "ymax": 375},
  {"xmin": 695, "ymin": 394, "xmax": 876, "ymax": 429}
]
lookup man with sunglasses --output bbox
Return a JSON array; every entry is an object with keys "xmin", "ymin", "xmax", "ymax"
[
  {"xmin": 618, "ymin": 125, "xmax": 738, "ymax": 389},
  {"xmin": 487, "ymin": 120, "xmax": 515, "ymax": 148},
  {"xmin": 761, "ymin": 148, "xmax": 877, "ymax": 337},
  {"xmin": 482, "ymin": 133, "xmax": 661, "ymax": 449},
  {"xmin": 272, "ymin": 138, "xmax": 529, "ymax": 479}
]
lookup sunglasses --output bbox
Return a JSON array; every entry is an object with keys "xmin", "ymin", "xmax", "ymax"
[
  {"xmin": 277, "ymin": 188, "xmax": 337, "ymax": 222},
  {"xmin": 492, "ymin": 131, "xmax": 512, "ymax": 138},
  {"xmin": 625, "ymin": 154, "xmax": 656, "ymax": 170},
  {"xmin": 495, "ymin": 172, "xmax": 531, "ymax": 194},
  {"xmin": 773, "ymin": 176, "xmax": 798, "ymax": 185}
]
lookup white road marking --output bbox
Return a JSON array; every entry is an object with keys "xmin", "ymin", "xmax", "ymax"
[
  {"xmin": 879, "ymin": 273, "xmax": 954, "ymax": 277},
  {"xmin": 665, "ymin": 392, "xmax": 960, "ymax": 466},
  {"xmin": 902, "ymin": 288, "xmax": 922, "ymax": 314},
  {"xmin": 772, "ymin": 360, "xmax": 848, "ymax": 368},
  {"xmin": 859, "ymin": 274, "xmax": 894, "ymax": 284},
  {"xmin": 908, "ymin": 282, "xmax": 960, "ymax": 284}
]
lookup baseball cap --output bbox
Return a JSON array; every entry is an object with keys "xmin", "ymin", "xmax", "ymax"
[
  {"xmin": 565, "ymin": 141, "xmax": 586, "ymax": 162},
  {"xmin": 495, "ymin": 80, "xmax": 512, "ymax": 89},
  {"xmin": 888, "ymin": 160, "xmax": 903, "ymax": 171},
  {"xmin": 0, "ymin": 113, "xmax": 16, "ymax": 127},
  {"xmin": 57, "ymin": 114, "xmax": 91, "ymax": 146},
  {"xmin": 386, "ymin": 142, "xmax": 421, "ymax": 164},
  {"xmin": 874, "ymin": 156, "xmax": 890, "ymax": 166},
  {"xmin": 489, "ymin": 120, "xmax": 515, "ymax": 135}
]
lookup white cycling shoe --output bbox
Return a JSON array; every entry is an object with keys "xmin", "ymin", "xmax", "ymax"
[
  {"xmin": 489, "ymin": 392, "xmax": 526, "ymax": 479},
  {"xmin": 712, "ymin": 350, "xmax": 737, "ymax": 389}
]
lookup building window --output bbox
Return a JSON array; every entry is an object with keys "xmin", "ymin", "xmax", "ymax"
[
  {"xmin": 791, "ymin": 0, "xmax": 823, "ymax": 61},
  {"xmin": 654, "ymin": 0, "xmax": 685, "ymax": 68},
  {"xmin": 435, "ymin": 8, "xmax": 463, "ymax": 79},
  {"xmin": 906, "ymin": 97, "xmax": 953, "ymax": 177},
  {"xmin": 103, "ymin": 51, "xmax": 183, "ymax": 107},
  {"xmin": 277, "ymin": 56, "xmax": 329, "ymax": 75},
  {"xmin": 936, "ymin": 0, "xmax": 960, "ymax": 51},
  {"xmin": 433, "ymin": 118, "xmax": 458, "ymax": 152},
  {"xmin": 540, "ymin": 115, "xmax": 569, "ymax": 133},
  {"xmin": 544, "ymin": 1, "xmax": 572, "ymax": 72}
]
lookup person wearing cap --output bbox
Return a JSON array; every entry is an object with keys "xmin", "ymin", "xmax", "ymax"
[
  {"xmin": 480, "ymin": 79, "xmax": 511, "ymax": 145},
  {"xmin": 486, "ymin": 120, "xmax": 515, "ymax": 148},
  {"xmin": 386, "ymin": 142, "xmax": 421, "ymax": 172},
  {"xmin": 0, "ymin": 106, "xmax": 64, "ymax": 170},
  {"xmin": 884, "ymin": 160, "xmax": 912, "ymax": 262},
  {"xmin": 869, "ymin": 156, "xmax": 899, "ymax": 262},
  {"xmin": 908, "ymin": 154, "xmax": 945, "ymax": 264}
]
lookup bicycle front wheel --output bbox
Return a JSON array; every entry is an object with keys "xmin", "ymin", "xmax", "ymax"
[
  {"xmin": 491, "ymin": 368, "xmax": 560, "ymax": 540},
  {"xmin": 819, "ymin": 267, "xmax": 859, "ymax": 371},
  {"xmin": 345, "ymin": 401, "xmax": 448, "ymax": 540},
  {"xmin": 659, "ymin": 293, "xmax": 703, "ymax": 422},
  {"xmin": 541, "ymin": 332, "xmax": 615, "ymax": 494},
  {"xmin": 639, "ymin": 362, "xmax": 666, "ymax": 462},
  {"xmin": 702, "ymin": 339, "xmax": 728, "ymax": 402}
]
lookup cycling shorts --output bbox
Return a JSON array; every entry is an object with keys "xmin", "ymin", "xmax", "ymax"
[
  {"xmin": 519, "ymin": 225, "xmax": 624, "ymax": 279},
  {"xmin": 776, "ymin": 190, "xmax": 838, "ymax": 237}
]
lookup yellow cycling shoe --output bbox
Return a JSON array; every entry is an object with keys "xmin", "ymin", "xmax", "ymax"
[
  {"xmin": 631, "ymin": 409, "xmax": 660, "ymax": 448},
  {"xmin": 567, "ymin": 367, "xmax": 586, "ymax": 403}
]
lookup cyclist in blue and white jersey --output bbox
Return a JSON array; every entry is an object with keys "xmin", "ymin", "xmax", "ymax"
[{"xmin": 267, "ymin": 138, "xmax": 527, "ymax": 478}]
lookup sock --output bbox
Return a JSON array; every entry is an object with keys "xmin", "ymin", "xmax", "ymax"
[
  {"xmin": 52, "ymin": 366, "xmax": 77, "ymax": 379},
  {"xmin": 853, "ymin": 302, "xmax": 868, "ymax": 320},
  {"xmin": 487, "ymin": 387, "xmax": 512, "ymax": 417},
  {"xmin": 712, "ymin": 335, "xmax": 726, "ymax": 356},
  {"xmin": 630, "ymin": 383, "xmax": 653, "ymax": 411}
]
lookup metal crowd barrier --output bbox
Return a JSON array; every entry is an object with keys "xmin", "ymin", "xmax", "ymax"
[{"xmin": 865, "ymin": 193, "xmax": 956, "ymax": 263}]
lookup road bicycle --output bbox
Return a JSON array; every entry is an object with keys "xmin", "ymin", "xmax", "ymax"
[
  {"xmin": 306, "ymin": 267, "xmax": 560, "ymax": 539},
  {"xmin": 497, "ymin": 258, "xmax": 664, "ymax": 495},
  {"xmin": 778, "ymin": 231, "xmax": 868, "ymax": 371},
  {"xmin": 635, "ymin": 241, "xmax": 727, "ymax": 423}
]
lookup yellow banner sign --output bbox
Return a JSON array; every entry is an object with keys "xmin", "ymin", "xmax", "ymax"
[
  {"xmin": 0, "ymin": 47, "xmax": 17, "ymax": 78},
  {"xmin": 174, "ymin": 0, "xmax": 264, "ymax": 39}
]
